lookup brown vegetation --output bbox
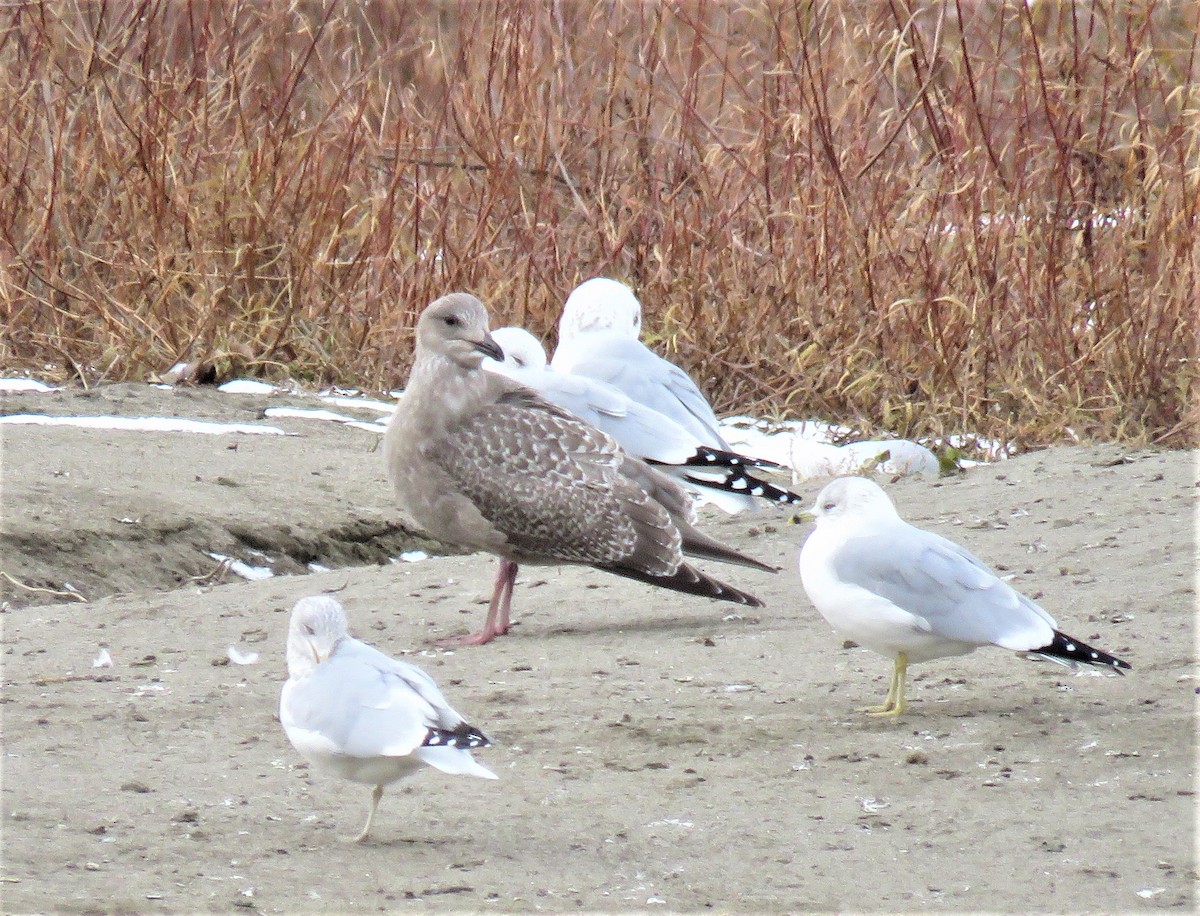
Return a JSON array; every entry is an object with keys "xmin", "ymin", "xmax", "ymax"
[{"xmin": 2, "ymin": 1, "xmax": 1196, "ymax": 447}]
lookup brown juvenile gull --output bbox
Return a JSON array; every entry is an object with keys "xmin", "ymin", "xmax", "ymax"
[{"xmin": 385, "ymin": 292, "xmax": 774, "ymax": 646}]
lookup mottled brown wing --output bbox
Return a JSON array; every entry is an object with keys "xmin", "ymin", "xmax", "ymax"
[{"xmin": 426, "ymin": 390, "xmax": 683, "ymax": 573}]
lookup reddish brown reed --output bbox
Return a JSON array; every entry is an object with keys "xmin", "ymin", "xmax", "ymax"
[{"xmin": 1, "ymin": 0, "xmax": 1196, "ymax": 448}]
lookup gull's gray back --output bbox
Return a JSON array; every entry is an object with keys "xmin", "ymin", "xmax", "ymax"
[
  {"xmin": 284, "ymin": 639, "xmax": 461, "ymax": 758},
  {"xmin": 830, "ymin": 524, "xmax": 1057, "ymax": 649},
  {"xmin": 488, "ymin": 360, "xmax": 704, "ymax": 466},
  {"xmin": 559, "ymin": 334, "xmax": 728, "ymax": 449}
]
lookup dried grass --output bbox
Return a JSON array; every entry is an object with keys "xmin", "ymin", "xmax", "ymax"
[{"xmin": 2, "ymin": 0, "xmax": 1196, "ymax": 447}]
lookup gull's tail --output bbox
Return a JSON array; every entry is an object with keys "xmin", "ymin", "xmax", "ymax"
[
  {"xmin": 422, "ymin": 723, "xmax": 491, "ymax": 749},
  {"xmin": 417, "ymin": 723, "xmax": 498, "ymax": 779}
]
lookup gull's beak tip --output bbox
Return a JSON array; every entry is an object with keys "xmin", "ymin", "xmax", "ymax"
[{"xmin": 476, "ymin": 334, "xmax": 505, "ymax": 362}]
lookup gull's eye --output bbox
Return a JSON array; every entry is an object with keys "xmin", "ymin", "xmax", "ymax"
[
  {"xmin": 512, "ymin": 355, "xmax": 525, "ymax": 367},
  {"xmin": 443, "ymin": 315, "xmax": 460, "ymax": 327},
  {"xmin": 303, "ymin": 624, "xmax": 316, "ymax": 636},
  {"xmin": 822, "ymin": 501, "xmax": 837, "ymax": 511}
]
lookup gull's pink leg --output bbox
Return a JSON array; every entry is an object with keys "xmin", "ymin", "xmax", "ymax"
[
  {"xmin": 436, "ymin": 559, "xmax": 519, "ymax": 647},
  {"xmin": 494, "ymin": 559, "xmax": 517, "ymax": 636}
]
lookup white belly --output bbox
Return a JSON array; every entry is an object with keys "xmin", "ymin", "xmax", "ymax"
[
  {"xmin": 284, "ymin": 722, "xmax": 424, "ymax": 787},
  {"xmin": 800, "ymin": 538, "xmax": 976, "ymax": 664}
]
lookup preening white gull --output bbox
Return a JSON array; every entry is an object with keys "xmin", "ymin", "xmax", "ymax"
[
  {"xmin": 797, "ymin": 477, "xmax": 1129, "ymax": 717},
  {"xmin": 279, "ymin": 596, "xmax": 497, "ymax": 843},
  {"xmin": 550, "ymin": 278, "xmax": 729, "ymax": 450},
  {"xmin": 486, "ymin": 326, "xmax": 805, "ymax": 513},
  {"xmin": 385, "ymin": 293, "xmax": 774, "ymax": 646}
]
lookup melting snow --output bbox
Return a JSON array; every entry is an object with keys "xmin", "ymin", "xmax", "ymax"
[
  {"xmin": 0, "ymin": 378, "xmax": 58, "ymax": 393},
  {"xmin": 206, "ymin": 553, "xmax": 274, "ymax": 581},
  {"xmin": 0, "ymin": 415, "xmax": 288, "ymax": 436},
  {"xmin": 218, "ymin": 379, "xmax": 279, "ymax": 395},
  {"xmin": 263, "ymin": 406, "xmax": 388, "ymax": 434}
]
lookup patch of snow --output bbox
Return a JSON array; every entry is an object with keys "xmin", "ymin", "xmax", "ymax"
[
  {"xmin": 263, "ymin": 406, "xmax": 388, "ymax": 434},
  {"xmin": 206, "ymin": 552, "xmax": 274, "ymax": 581},
  {"xmin": 719, "ymin": 418, "xmax": 941, "ymax": 479},
  {"xmin": 218, "ymin": 379, "xmax": 278, "ymax": 395},
  {"xmin": 0, "ymin": 378, "xmax": 57, "ymax": 393},
  {"xmin": 317, "ymin": 394, "xmax": 398, "ymax": 415},
  {"xmin": 0, "ymin": 415, "xmax": 289, "ymax": 436}
]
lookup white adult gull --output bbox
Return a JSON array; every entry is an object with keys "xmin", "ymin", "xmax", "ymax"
[
  {"xmin": 385, "ymin": 293, "xmax": 774, "ymax": 646},
  {"xmin": 487, "ymin": 326, "xmax": 805, "ymax": 513},
  {"xmin": 550, "ymin": 278, "xmax": 729, "ymax": 450},
  {"xmin": 279, "ymin": 596, "xmax": 497, "ymax": 843},
  {"xmin": 798, "ymin": 477, "xmax": 1129, "ymax": 717}
]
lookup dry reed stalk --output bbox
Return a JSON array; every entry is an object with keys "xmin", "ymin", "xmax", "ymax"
[{"xmin": 0, "ymin": 0, "xmax": 1195, "ymax": 448}]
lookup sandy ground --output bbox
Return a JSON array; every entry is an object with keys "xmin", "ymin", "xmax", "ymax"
[{"xmin": 1, "ymin": 383, "xmax": 1196, "ymax": 914}]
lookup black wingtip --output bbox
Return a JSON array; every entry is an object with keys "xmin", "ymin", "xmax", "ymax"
[
  {"xmin": 601, "ymin": 562, "xmax": 764, "ymax": 607},
  {"xmin": 682, "ymin": 468, "xmax": 806, "ymax": 507},
  {"xmin": 1036, "ymin": 630, "xmax": 1131, "ymax": 673},
  {"xmin": 423, "ymin": 723, "xmax": 491, "ymax": 749},
  {"xmin": 687, "ymin": 446, "xmax": 786, "ymax": 472}
]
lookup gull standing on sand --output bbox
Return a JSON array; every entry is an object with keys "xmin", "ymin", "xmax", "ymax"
[
  {"xmin": 279, "ymin": 596, "xmax": 497, "ymax": 843},
  {"xmin": 798, "ymin": 477, "xmax": 1130, "ymax": 717},
  {"xmin": 550, "ymin": 278, "xmax": 731, "ymax": 451},
  {"xmin": 385, "ymin": 293, "xmax": 774, "ymax": 646},
  {"xmin": 487, "ymin": 326, "xmax": 805, "ymax": 513}
]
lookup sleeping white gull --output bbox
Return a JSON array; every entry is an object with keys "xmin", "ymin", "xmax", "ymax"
[
  {"xmin": 486, "ymin": 326, "xmax": 805, "ymax": 513},
  {"xmin": 385, "ymin": 293, "xmax": 774, "ymax": 646},
  {"xmin": 798, "ymin": 477, "xmax": 1129, "ymax": 717},
  {"xmin": 550, "ymin": 278, "xmax": 730, "ymax": 450},
  {"xmin": 279, "ymin": 596, "xmax": 497, "ymax": 843}
]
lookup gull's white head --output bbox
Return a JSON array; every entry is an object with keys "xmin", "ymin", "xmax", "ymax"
[
  {"xmin": 559, "ymin": 278, "xmax": 643, "ymax": 340},
  {"xmin": 807, "ymin": 476, "xmax": 900, "ymax": 525},
  {"xmin": 488, "ymin": 327, "xmax": 548, "ymax": 371},
  {"xmin": 286, "ymin": 596, "xmax": 350, "ymax": 677}
]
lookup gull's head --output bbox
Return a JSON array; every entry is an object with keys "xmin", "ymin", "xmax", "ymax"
[
  {"xmin": 416, "ymin": 293, "xmax": 504, "ymax": 369},
  {"xmin": 806, "ymin": 476, "xmax": 899, "ymax": 526},
  {"xmin": 286, "ymin": 596, "xmax": 350, "ymax": 677},
  {"xmin": 488, "ymin": 327, "xmax": 548, "ymax": 371},
  {"xmin": 559, "ymin": 278, "xmax": 643, "ymax": 340}
]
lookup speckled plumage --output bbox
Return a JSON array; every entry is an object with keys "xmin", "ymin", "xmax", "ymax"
[
  {"xmin": 485, "ymin": 326, "xmax": 807, "ymax": 514},
  {"xmin": 386, "ymin": 293, "xmax": 772, "ymax": 645}
]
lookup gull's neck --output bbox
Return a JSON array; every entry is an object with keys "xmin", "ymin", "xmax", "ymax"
[{"xmin": 399, "ymin": 349, "xmax": 502, "ymax": 441}]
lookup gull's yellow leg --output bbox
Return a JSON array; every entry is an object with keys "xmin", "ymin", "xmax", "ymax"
[
  {"xmin": 863, "ymin": 653, "xmax": 909, "ymax": 717},
  {"xmin": 860, "ymin": 654, "xmax": 900, "ymax": 713},
  {"xmin": 346, "ymin": 784, "xmax": 384, "ymax": 844}
]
